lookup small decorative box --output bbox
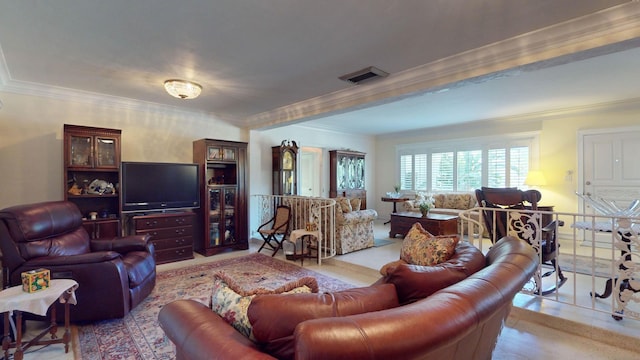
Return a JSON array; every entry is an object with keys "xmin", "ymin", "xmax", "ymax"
[{"xmin": 21, "ymin": 268, "xmax": 51, "ymax": 293}]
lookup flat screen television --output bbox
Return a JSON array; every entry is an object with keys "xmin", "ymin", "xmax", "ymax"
[{"xmin": 121, "ymin": 162, "xmax": 200, "ymax": 212}]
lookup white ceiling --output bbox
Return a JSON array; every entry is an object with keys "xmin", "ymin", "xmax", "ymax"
[{"xmin": 1, "ymin": 0, "xmax": 639, "ymax": 135}]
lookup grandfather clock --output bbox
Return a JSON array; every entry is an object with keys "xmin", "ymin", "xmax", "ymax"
[{"xmin": 272, "ymin": 140, "xmax": 298, "ymax": 195}]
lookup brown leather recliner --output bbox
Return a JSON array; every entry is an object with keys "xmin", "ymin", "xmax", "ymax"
[{"xmin": 0, "ymin": 201, "xmax": 156, "ymax": 322}]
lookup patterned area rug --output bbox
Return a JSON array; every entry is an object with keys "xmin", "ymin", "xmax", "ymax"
[
  {"xmin": 558, "ymin": 253, "xmax": 614, "ymax": 278},
  {"xmin": 76, "ymin": 253, "xmax": 354, "ymax": 360}
]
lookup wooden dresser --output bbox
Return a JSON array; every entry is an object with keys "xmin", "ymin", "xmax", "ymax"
[{"xmin": 132, "ymin": 212, "xmax": 195, "ymax": 264}]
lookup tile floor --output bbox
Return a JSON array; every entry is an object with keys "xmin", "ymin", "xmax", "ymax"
[{"xmin": 14, "ymin": 220, "xmax": 640, "ymax": 359}]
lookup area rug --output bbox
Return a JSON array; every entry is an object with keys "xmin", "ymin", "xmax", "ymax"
[
  {"xmin": 558, "ymin": 253, "xmax": 614, "ymax": 278},
  {"xmin": 374, "ymin": 238, "xmax": 395, "ymax": 247},
  {"xmin": 76, "ymin": 253, "xmax": 354, "ymax": 360}
]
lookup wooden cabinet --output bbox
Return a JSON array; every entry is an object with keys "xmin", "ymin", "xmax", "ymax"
[
  {"xmin": 63, "ymin": 124, "xmax": 121, "ymax": 238},
  {"xmin": 272, "ymin": 140, "xmax": 298, "ymax": 195},
  {"xmin": 329, "ymin": 150, "xmax": 367, "ymax": 208},
  {"xmin": 193, "ymin": 139, "xmax": 248, "ymax": 256},
  {"xmin": 83, "ymin": 219, "xmax": 120, "ymax": 240},
  {"xmin": 132, "ymin": 212, "xmax": 195, "ymax": 264}
]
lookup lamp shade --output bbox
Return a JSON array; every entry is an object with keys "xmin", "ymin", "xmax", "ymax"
[
  {"xmin": 524, "ymin": 170, "xmax": 547, "ymax": 186},
  {"xmin": 164, "ymin": 79, "xmax": 202, "ymax": 99}
]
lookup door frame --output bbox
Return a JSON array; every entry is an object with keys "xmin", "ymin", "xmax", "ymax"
[{"xmin": 577, "ymin": 125, "xmax": 640, "ymax": 212}]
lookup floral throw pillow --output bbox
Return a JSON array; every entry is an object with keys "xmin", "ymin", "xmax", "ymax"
[
  {"xmin": 211, "ymin": 277, "xmax": 314, "ymax": 338},
  {"xmin": 337, "ymin": 197, "xmax": 352, "ymax": 213},
  {"xmin": 349, "ymin": 198, "xmax": 362, "ymax": 211},
  {"xmin": 400, "ymin": 222, "xmax": 459, "ymax": 266}
]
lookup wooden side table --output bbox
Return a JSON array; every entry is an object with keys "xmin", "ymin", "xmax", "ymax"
[
  {"xmin": 288, "ymin": 229, "xmax": 322, "ymax": 266},
  {"xmin": 381, "ymin": 197, "xmax": 409, "ymax": 224},
  {"xmin": 0, "ymin": 279, "xmax": 78, "ymax": 360}
]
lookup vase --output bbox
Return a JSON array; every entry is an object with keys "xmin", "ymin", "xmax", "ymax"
[{"xmin": 420, "ymin": 209, "xmax": 428, "ymax": 217}]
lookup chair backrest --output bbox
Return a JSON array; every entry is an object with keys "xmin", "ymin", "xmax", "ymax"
[
  {"xmin": 475, "ymin": 187, "xmax": 541, "ymax": 242},
  {"xmin": 272, "ymin": 205, "xmax": 291, "ymax": 234},
  {"xmin": 0, "ymin": 201, "xmax": 91, "ymax": 271}
]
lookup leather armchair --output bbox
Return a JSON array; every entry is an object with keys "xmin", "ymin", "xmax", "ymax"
[{"xmin": 0, "ymin": 201, "xmax": 156, "ymax": 322}]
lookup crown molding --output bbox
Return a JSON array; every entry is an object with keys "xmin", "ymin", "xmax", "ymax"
[{"xmin": 245, "ymin": 2, "xmax": 640, "ymax": 130}]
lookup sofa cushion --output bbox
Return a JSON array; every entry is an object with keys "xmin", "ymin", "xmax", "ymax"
[
  {"xmin": 383, "ymin": 241, "xmax": 486, "ymax": 304},
  {"xmin": 400, "ymin": 223, "xmax": 459, "ymax": 266},
  {"xmin": 248, "ymin": 284, "xmax": 399, "ymax": 360},
  {"xmin": 336, "ymin": 197, "xmax": 352, "ymax": 213},
  {"xmin": 433, "ymin": 193, "xmax": 476, "ymax": 210},
  {"xmin": 211, "ymin": 275, "xmax": 317, "ymax": 337},
  {"xmin": 349, "ymin": 198, "xmax": 361, "ymax": 211}
]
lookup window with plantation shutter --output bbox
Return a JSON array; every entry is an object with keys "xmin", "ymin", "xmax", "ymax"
[
  {"xmin": 396, "ymin": 134, "xmax": 537, "ymax": 192},
  {"xmin": 510, "ymin": 146, "xmax": 529, "ymax": 188},
  {"xmin": 457, "ymin": 150, "xmax": 482, "ymax": 191},
  {"xmin": 488, "ymin": 148, "xmax": 506, "ymax": 187},
  {"xmin": 399, "ymin": 154, "xmax": 413, "ymax": 190},
  {"xmin": 414, "ymin": 154, "xmax": 428, "ymax": 191},
  {"xmin": 432, "ymin": 152, "xmax": 453, "ymax": 191}
]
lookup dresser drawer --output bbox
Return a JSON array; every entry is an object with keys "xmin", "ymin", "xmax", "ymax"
[
  {"xmin": 136, "ymin": 225, "xmax": 193, "ymax": 240},
  {"xmin": 134, "ymin": 214, "xmax": 194, "ymax": 230},
  {"xmin": 155, "ymin": 246, "xmax": 193, "ymax": 264},
  {"xmin": 151, "ymin": 236, "xmax": 193, "ymax": 251}
]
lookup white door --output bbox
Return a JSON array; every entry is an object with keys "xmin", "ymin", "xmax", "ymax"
[
  {"xmin": 582, "ymin": 128, "xmax": 640, "ymax": 210},
  {"xmin": 580, "ymin": 128, "xmax": 640, "ymax": 245},
  {"xmin": 299, "ymin": 147, "xmax": 322, "ymax": 197}
]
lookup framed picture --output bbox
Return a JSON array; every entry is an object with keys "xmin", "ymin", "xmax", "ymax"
[
  {"xmin": 223, "ymin": 148, "xmax": 236, "ymax": 161},
  {"xmin": 207, "ymin": 146, "xmax": 222, "ymax": 160}
]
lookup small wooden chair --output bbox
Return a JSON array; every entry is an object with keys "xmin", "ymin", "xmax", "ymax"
[{"xmin": 257, "ymin": 205, "xmax": 292, "ymax": 256}]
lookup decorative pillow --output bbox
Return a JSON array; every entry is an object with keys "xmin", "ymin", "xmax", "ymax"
[
  {"xmin": 336, "ymin": 197, "xmax": 352, "ymax": 213},
  {"xmin": 400, "ymin": 222, "xmax": 459, "ymax": 266},
  {"xmin": 211, "ymin": 275, "xmax": 317, "ymax": 338},
  {"xmin": 349, "ymin": 198, "xmax": 361, "ymax": 211},
  {"xmin": 248, "ymin": 284, "xmax": 399, "ymax": 360}
]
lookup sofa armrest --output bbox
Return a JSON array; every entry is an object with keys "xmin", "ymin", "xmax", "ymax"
[
  {"xmin": 159, "ymin": 300, "xmax": 274, "ymax": 360},
  {"xmin": 24, "ymin": 251, "xmax": 121, "ymax": 267},
  {"xmin": 91, "ymin": 234, "xmax": 151, "ymax": 253},
  {"xmin": 341, "ymin": 209, "xmax": 378, "ymax": 224}
]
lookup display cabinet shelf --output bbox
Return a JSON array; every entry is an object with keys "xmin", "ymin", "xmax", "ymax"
[
  {"xmin": 193, "ymin": 139, "xmax": 248, "ymax": 256},
  {"xmin": 63, "ymin": 124, "xmax": 122, "ymax": 238}
]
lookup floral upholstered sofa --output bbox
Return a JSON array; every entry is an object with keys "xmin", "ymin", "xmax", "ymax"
[
  {"xmin": 403, "ymin": 192, "xmax": 479, "ymax": 233},
  {"xmin": 334, "ymin": 197, "xmax": 378, "ymax": 254}
]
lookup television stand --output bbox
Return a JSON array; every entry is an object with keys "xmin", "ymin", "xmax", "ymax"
[{"xmin": 130, "ymin": 212, "xmax": 195, "ymax": 264}]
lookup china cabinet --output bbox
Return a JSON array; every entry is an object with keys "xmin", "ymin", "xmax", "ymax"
[
  {"xmin": 329, "ymin": 149, "xmax": 367, "ymax": 208},
  {"xmin": 193, "ymin": 139, "xmax": 248, "ymax": 256},
  {"xmin": 272, "ymin": 140, "xmax": 298, "ymax": 195},
  {"xmin": 63, "ymin": 124, "xmax": 121, "ymax": 238}
]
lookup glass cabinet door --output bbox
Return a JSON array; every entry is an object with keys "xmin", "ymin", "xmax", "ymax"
[
  {"xmin": 223, "ymin": 187, "xmax": 236, "ymax": 244},
  {"xmin": 209, "ymin": 188, "xmax": 221, "ymax": 246},
  {"xmin": 95, "ymin": 136, "xmax": 118, "ymax": 169},
  {"xmin": 337, "ymin": 155, "xmax": 347, "ymax": 189},
  {"xmin": 69, "ymin": 135, "xmax": 93, "ymax": 167}
]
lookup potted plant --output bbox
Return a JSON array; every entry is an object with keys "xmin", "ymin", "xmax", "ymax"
[
  {"xmin": 418, "ymin": 195, "xmax": 434, "ymax": 217},
  {"xmin": 419, "ymin": 202, "xmax": 431, "ymax": 217}
]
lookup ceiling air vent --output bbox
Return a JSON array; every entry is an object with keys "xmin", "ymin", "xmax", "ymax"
[{"xmin": 339, "ymin": 66, "xmax": 389, "ymax": 85}]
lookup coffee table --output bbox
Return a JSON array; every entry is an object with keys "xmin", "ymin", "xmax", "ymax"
[{"xmin": 389, "ymin": 212, "xmax": 458, "ymax": 238}]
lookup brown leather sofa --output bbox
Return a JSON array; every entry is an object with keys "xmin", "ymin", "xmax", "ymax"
[
  {"xmin": 0, "ymin": 201, "xmax": 156, "ymax": 322},
  {"xmin": 158, "ymin": 236, "xmax": 537, "ymax": 359}
]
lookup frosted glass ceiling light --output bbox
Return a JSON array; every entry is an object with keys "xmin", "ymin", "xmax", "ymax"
[{"xmin": 164, "ymin": 79, "xmax": 202, "ymax": 99}]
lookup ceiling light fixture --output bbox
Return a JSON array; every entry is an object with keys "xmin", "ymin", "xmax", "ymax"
[{"xmin": 163, "ymin": 79, "xmax": 202, "ymax": 99}]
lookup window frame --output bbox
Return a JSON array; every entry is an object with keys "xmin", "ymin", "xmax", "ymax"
[{"xmin": 396, "ymin": 132, "xmax": 539, "ymax": 193}]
